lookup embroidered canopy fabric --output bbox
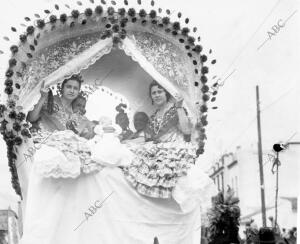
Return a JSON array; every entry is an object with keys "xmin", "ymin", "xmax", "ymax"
[
  {"xmin": 15, "ymin": 27, "xmax": 201, "ymax": 119},
  {"xmin": 0, "ymin": 2, "xmax": 219, "ymax": 244}
]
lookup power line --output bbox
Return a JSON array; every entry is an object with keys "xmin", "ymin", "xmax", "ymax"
[
  {"xmin": 220, "ymin": 0, "xmax": 282, "ymax": 78},
  {"xmin": 261, "ymin": 85, "xmax": 296, "ymax": 112},
  {"xmin": 221, "ymin": 82, "xmax": 296, "ymax": 152},
  {"xmin": 213, "ymin": 0, "xmax": 294, "ymax": 152},
  {"xmin": 222, "ymin": 117, "xmax": 256, "ymax": 153}
]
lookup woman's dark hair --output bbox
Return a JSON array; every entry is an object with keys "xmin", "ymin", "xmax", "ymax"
[
  {"xmin": 47, "ymin": 74, "xmax": 84, "ymax": 114},
  {"xmin": 61, "ymin": 74, "xmax": 84, "ymax": 91},
  {"xmin": 148, "ymin": 80, "xmax": 171, "ymax": 104},
  {"xmin": 46, "ymin": 89, "xmax": 54, "ymax": 114}
]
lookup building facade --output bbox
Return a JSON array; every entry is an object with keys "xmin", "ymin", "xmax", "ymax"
[
  {"xmin": 0, "ymin": 208, "xmax": 20, "ymax": 244},
  {"xmin": 209, "ymin": 152, "xmax": 239, "ymax": 198},
  {"xmin": 209, "ymin": 143, "xmax": 299, "ymax": 232}
]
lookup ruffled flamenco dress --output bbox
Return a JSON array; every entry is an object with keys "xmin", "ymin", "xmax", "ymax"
[{"xmin": 20, "ymin": 123, "xmax": 216, "ymax": 244}]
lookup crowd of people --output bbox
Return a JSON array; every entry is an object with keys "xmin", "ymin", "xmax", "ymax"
[{"xmin": 240, "ymin": 218, "xmax": 297, "ymax": 244}]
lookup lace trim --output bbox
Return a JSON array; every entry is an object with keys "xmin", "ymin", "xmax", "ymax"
[
  {"xmin": 125, "ymin": 173, "xmax": 173, "ymax": 199},
  {"xmin": 120, "ymin": 36, "xmax": 200, "ymax": 120},
  {"xmin": 81, "ymin": 162, "xmax": 104, "ymax": 175},
  {"xmin": 120, "ymin": 37, "xmax": 182, "ymax": 100},
  {"xmin": 34, "ymin": 154, "xmax": 81, "ymax": 179},
  {"xmin": 21, "ymin": 39, "xmax": 113, "ymax": 115}
]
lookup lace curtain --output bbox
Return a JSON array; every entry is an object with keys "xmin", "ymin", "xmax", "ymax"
[
  {"xmin": 16, "ymin": 30, "xmax": 198, "ymax": 117},
  {"xmin": 13, "ymin": 30, "xmax": 200, "ymax": 207},
  {"xmin": 16, "ymin": 33, "xmax": 113, "ymax": 114},
  {"xmin": 121, "ymin": 32, "xmax": 198, "ymax": 119}
]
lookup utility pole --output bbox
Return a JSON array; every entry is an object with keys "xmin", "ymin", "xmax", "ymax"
[
  {"xmin": 256, "ymin": 85, "xmax": 267, "ymax": 227},
  {"xmin": 272, "ymin": 141, "xmax": 300, "ymax": 230}
]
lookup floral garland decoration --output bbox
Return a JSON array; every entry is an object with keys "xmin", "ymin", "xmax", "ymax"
[
  {"xmin": 0, "ymin": 102, "xmax": 30, "ymax": 199},
  {"xmin": 0, "ymin": 0, "xmax": 216, "ymax": 197}
]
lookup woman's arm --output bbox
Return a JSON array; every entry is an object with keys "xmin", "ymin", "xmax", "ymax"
[
  {"xmin": 27, "ymin": 81, "xmax": 49, "ymax": 123},
  {"xmin": 177, "ymin": 107, "xmax": 192, "ymax": 135},
  {"xmin": 175, "ymin": 99, "xmax": 192, "ymax": 135},
  {"xmin": 27, "ymin": 93, "xmax": 48, "ymax": 123}
]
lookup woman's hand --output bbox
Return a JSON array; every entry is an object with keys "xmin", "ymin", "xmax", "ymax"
[
  {"xmin": 27, "ymin": 80, "xmax": 49, "ymax": 122},
  {"xmin": 175, "ymin": 98, "xmax": 184, "ymax": 108},
  {"xmin": 40, "ymin": 80, "xmax": 49, "ymax": 98}
]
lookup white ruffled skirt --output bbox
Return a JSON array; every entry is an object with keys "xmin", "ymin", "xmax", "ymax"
[{"xmin": 21, "ymin": 131, "xmax": 217, "ymax": 244}]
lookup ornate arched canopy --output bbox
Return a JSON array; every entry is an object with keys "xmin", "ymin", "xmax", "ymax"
[{"xmin": 0, "ymin": 0, "xmax": 216, "ymax": 198}]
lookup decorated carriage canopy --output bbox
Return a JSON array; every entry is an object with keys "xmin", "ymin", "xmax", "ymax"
[{"xmin": 0, "ymin": 0, "xmax": 217, "ymax": 198}]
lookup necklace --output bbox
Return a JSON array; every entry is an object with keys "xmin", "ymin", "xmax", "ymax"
[
  {"xmin": 153, "ymin": 117, "xmax": 164, "ymax": 135},
  {"xmin": 60, "ymin": 97, "xmax": 72, "ymax": 118},
  {"xmin": 152, "ymin": 103, "xmax": 172, "ymax": 135},
  {"xmin": 59, "ymin": 97, "xmax": 78, "ymax": 130}
]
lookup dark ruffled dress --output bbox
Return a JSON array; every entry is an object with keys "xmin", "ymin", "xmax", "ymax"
[{"xmin": 123, "ymin": 104, "xmax": 197, "ymax": 198}]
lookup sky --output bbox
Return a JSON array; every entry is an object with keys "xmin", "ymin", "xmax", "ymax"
[{"xmin": 0, "ymin": 0, "xmax": 299, "ymax": 210}]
